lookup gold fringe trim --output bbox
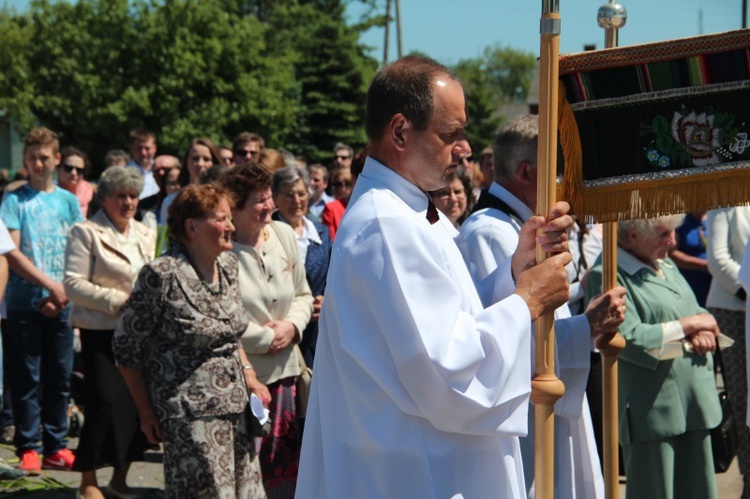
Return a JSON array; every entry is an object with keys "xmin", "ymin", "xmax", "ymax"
[
  {"xmin": 557, "ymin": 81, "xmax": 584, "ymax": 217},
  {"xmin": 556, "ymin": 169, "xmax": 750, "ymax": 223}
]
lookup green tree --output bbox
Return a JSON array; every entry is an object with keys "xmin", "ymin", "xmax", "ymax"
[
  {"xmin": 453, "ymin": 58, "xmax": 503, "ymax": 153},
  {"xmin": 453, "ymin": 45, "xmax": 536, "ymax": 151},
  {"xmin": 262, "ymin": 0, "xmax": 377, "ymax": 163},
  {"xmin": 22, "ymin": 0, "xmax": 141, "ymax": 160},
  {"xmin": 482, "ymin": 45, "xmax": 536, "ymax": 103},
  {"xmin": 13, "ymin": 0, "xmax": 298, "ymax": 166},
  {"xmin": 0, "ymin": 8, "xmax": 34, "ymax": 131},
  {"xmin": 135, "ymin": 0, "xmax": 298, "ymax": 153},
  {"xmin": 0, "ymin": 0, "xmax": 378, "ymax": 170}
]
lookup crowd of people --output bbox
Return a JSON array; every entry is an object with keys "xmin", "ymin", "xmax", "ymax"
[{"xmin": 0, "ymin": 53, "xmax": 746, "ymax": 499}]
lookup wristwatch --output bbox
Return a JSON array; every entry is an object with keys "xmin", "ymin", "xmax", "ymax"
[{"xmin": 242, "ymin": 364, "xmax": 254, "ymax": 371}]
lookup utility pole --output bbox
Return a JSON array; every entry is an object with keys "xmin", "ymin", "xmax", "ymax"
[
  {"xmin": 395, "ymin": 0, "xmax": 403, "ymax": 58},
  {"xmin": 384, "ymin": 0, "xmax": 392, "ymax": 63}
]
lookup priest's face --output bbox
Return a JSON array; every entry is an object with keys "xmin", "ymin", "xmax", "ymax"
[{"xmin": 405, "ymin": 77, "xmax": 471, "ymax": 192}]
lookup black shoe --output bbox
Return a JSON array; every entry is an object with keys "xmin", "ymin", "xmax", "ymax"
[
  {"xmin": 0, "ymin": 459, "xmax": 27, "ymax": 480},
  {"xmin": 0, "ymin": 425, "xmax": 14, "ymax": 445}
]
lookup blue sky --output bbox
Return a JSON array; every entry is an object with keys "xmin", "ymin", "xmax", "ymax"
[
  {"xmin": 1, "ymin": 0, "xmax": 743, "ymax": 64},
  {"xmin": 346, "ymin": 0, "xmax": 742, "ymax": 65}
]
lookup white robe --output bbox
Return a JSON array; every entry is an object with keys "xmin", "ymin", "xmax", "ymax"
[
  {"xmin": 459, "ymin": 182, "xmax": 604, "ymax": 499},
  {"xmin": 297, "ymin": 159, "xmax": 533, "ymax": 499},
  {"xmin": 738, "ymin": 239, "xmax": 750, "ymax": 428}
]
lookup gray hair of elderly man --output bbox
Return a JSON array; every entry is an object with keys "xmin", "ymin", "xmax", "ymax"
[
  {"xmin": 272, "ymin": 165, "xmax": 309, "ymax": 197},
  {"xmin": 617, "ymin": 214, "xmax": 685, "ymax": 241},
  {"xmin": 97, "ymin": 165, "xmax": 145, "ymax": 201},
  {"xmin": 492, "ymin": 114, "xmax": 539, "ymax": 184}
]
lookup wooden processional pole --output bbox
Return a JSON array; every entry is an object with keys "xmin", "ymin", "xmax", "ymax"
[
  {"xmin": 595, "ymin": 3, "xmax": 628, "ymax": 499},
  {"xmin": 532, "ymin": 2, "xmax": 565, "ymax": 498}
]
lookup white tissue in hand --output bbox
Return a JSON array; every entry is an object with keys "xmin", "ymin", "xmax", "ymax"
[{"xmin": 250, "ymin": 393, "xmax": 270, "ymax": 425}]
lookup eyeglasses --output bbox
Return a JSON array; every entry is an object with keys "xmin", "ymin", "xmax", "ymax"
[
  {"xmin": 331, "ymin": 181, "xmax": 352, "ymax": 188},
  {"xmin": 281, "ymin": 190, "xmax": 309, "ymax": 201},
  {"xmin": 62, "ymin": 164, "xmax": 85, "ymax": 174}
]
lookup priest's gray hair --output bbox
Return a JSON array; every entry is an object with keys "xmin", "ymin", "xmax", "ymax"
[
  {"xmin": 97, "ymin": 165, "xmax": 144, "ymax": 201},
  {"xmin": 493, "ymin": 114, "xmax": 539, "ymax": 184},
  {"xmin": 617, "ymin": 214, "xmax": 685, "ymax": 241},
  {"xmin": 272, "ymin": 166, "xmax": 309, "ymax": 197}
]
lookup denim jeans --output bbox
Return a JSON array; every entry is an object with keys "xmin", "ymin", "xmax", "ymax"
[{"xmin": 4, "ymin": 309, "xmax": 73, "ymax": 455}]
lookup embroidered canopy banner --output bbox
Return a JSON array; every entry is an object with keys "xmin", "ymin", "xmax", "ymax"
[{"xmin": 557, "ymin": 29, "xmax": 750, "ymax": 222}]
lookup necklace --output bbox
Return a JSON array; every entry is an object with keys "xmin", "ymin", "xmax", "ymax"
[
  {"xmin": 185, "ymin": 252, "xmax": 223, "ymax": 297},
  {"xmin": 199, "ymin": 267, "xmax": 223, "ymax": 297}
]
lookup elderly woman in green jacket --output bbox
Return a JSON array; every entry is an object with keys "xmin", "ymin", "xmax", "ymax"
[{"xmin": 585, "ymin": 215, "xmax": 722, "ymax": 499}]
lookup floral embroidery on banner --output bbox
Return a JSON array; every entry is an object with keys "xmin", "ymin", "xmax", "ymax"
[
  {"xmin": 729, "ymin": 132, "xmax": 750, "ymax": 155},
  {"xmin": 640, "ymin": 106, "xmax": 748, "ymax": 170},
  {"xmin": 670, "ymin": 111, "xmax": 722, "ymax": 166}
]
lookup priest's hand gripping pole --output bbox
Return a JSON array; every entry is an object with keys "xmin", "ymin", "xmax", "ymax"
[
  {"xmin": 532, "ymin": 2, "xmax": 565, "ymax": 499},
  {"xmin": 596, "ymin": 3, "xmax": 628, "ymax": 499}
]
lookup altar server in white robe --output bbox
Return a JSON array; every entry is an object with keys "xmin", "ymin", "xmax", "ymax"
[
  {"xmin": 297, "ymin": 56, "xmax": 575, "ymax": 499},
  {"xmin": 460, "ymin": 115, "xmax": 626, "ymax": 499}
]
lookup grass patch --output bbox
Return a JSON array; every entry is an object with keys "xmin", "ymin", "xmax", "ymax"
[{"xmin": 0, "ymin": 475, "xmax": 69, "ymax": 497}]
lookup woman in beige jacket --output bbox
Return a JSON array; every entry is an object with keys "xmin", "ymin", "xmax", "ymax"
[
  {"xmin": 64, "ymin": 166, "xmax": 155, "ymax": 499},
  {"xmin": 220, "ymin": 164, "xmax": 313, "ymax": 499},
  {"xmin": 706, "ymin": 205, "xmax": 750, "ymax": 498}
]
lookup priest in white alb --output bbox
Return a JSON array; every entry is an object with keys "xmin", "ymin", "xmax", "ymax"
[{"xmin": 296, "ymin": 56, "xmax": 575, "ymax": 498}]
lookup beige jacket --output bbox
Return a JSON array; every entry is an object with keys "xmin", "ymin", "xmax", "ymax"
[
  {"xmin": 233, "ymin": 221, "xmax": 313, "ymax": 384},
  {"xmin": 706, "ymin": 206, "xmax": 750, "ymax": 311},
  {"xmin": 64, "ymin": 210, "xmax": 156, "ymax": 329}
]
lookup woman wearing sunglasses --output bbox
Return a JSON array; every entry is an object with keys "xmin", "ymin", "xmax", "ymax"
[
  {"xmin": 58, "ymin": 147, "xmax": 96, "ymax": 218},
  {"xmin": 321, "ymin": 167, "xmax": 353, "ymax": 241}
]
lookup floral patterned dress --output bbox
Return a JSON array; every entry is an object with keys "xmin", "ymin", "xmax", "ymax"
[{"xmin": 113, "ymin": 246, "xmax": 266, "ymax": 499}]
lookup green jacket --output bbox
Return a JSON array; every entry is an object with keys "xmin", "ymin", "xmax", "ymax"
[{"xmin": 586, "ymin": 249, "xmax": 721, "ymax": 445}]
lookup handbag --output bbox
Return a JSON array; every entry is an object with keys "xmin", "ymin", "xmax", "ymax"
[
  {"xmin": 241, "ymin": 354, "xmax": 271, "ymax": 438},
  {"xmin": 710, "ymin": 345, "xmax": 738, "ymax": 473},
  {"xmin": 244, "ymin": 402, "xmax": 271, "ymax": 438},
  {"xmin": 296, "ymin": 346, "xmax": 313, "ymax": 419}
]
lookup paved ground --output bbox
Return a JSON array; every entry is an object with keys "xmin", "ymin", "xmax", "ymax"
[
  {"xmin": 0, "ymin": 438, "xmax": 165, "ymax": 498},
  {"xmin": 0, "ymin": 437, "xmax": 744, "ymax": 497}
]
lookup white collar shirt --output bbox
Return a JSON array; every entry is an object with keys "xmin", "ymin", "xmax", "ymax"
[{"xmin": 126, "ymin": 159, "xmax": 160, "ymax": 199}]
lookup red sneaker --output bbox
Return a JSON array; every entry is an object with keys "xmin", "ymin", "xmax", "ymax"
[
  {"xmin": 18, "ymin": 450, "xmax": 41, "ymax": 475},
  {"xmin": 42, "ymin": 448, "xmax": 75, "ymax": 471}
]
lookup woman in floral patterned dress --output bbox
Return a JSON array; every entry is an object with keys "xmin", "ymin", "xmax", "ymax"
[{"xmin": 113, "ymin": 184, "xmax": 270, "ymax": 498}]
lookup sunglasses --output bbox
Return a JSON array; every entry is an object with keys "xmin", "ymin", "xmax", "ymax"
[
  {"xmin": 331, "ymin": 181, "xmax": 352, "ymax": 188},
  {"xmin": 335, "ymin": 155, "xmax": 351, "ymax": 160},
  {"xmin": 62, "ymin": 164, "xmax": 85, "ymax": 174}
]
